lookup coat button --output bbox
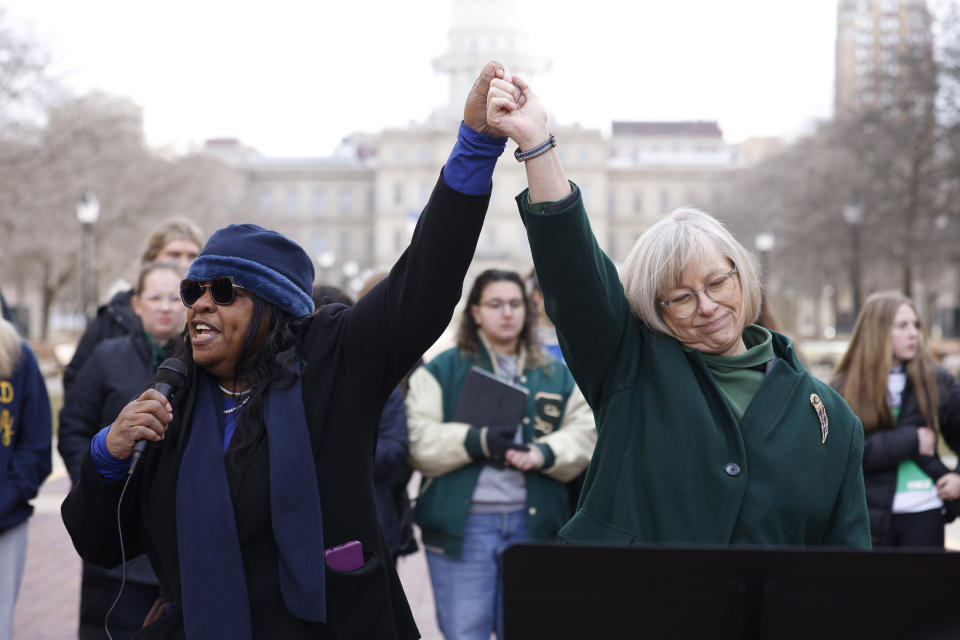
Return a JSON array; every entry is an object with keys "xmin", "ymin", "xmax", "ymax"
[
  {"xmin": 523, "ymin": 417, "xmax": 530, "ymax": 424},
  {"xmin": 528, "ymin": 507, "xmax": 537, "ymax": 515},
  {"xmin": 724, "ymin": 463, "xmax": 741, "ymax": 477}
]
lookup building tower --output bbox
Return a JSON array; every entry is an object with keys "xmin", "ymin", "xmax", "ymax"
[
  {"xmin": 430, "ymin": 0, "xmax": 550, "ymax": 125},
  {"xmin": 835, "ymin": 0, "xmax": 934, "ymax": 115}
]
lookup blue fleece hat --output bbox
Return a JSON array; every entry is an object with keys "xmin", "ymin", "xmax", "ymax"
[{"xmin": 186, "ymin": 223, "xmax": 315, "ymax": 317}]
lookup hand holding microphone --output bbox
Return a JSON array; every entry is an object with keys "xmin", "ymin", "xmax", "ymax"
[{"xmin": 106, "ymin": 358, "xmax": 187, "ymax": 475}]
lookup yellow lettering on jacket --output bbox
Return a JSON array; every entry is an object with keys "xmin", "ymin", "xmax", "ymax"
[
  {"xmin": 0, "ymin": 409, "xmax": 13, "ymax": 447},
  {"xmin": 0, "ymin": 381, "xmax": 12, "ymax": 404}
]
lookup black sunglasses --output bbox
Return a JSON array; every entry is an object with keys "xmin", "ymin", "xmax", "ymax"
[{"xmin": 180, "ymin": 276, "xmax": 239, "ymax": 308}]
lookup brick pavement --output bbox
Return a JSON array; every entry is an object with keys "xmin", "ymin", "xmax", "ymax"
[{"xmin": 12, "ymin": 473, "xmax": 80, "ymax": 639}]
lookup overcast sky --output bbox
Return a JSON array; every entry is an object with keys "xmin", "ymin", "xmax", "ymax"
[{"xmin": 1, "ymin": 0, "xmax": 839, "ymax": 156}]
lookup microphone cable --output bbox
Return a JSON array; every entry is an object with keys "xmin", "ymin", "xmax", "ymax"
[
  {"xmin": 101, "ymin": 358, "xmax": 186, "ymax": 638},
  {"xmin": 104, "ymin": 471, "xmax": 135, "ymax": 640}
]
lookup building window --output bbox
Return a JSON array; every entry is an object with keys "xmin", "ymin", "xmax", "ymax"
[
  {"xmin": 285, "ymin": 188, "xmax": 299, "ymax": 215},
  {"xmin": 259, "ymin": 190, "xmax": 273, "ymax": 215},
  {"xmin": 313, "ymin": 189, "xmax": 326, "ymax": 215},
  {"xmin": 393, "ymin": 183, "xmax": 403, "ymax": 206},
  {"xmin": 633, "ymin": 191, "xmax": 644, "ymax": 214},
  {"xmin": 339, "ymin": 231, "xmax": 352, "ymax": 256},
  {"xmin": 339, "ymin": 189, "xmax": 352, "ymax": 214},
  {"xmin": 660, "ymin": 190, "xmax": 670, "ymax": 212},
  {"xmin": 366, "ymin": 188, "xmax": 375, "ymax": 214},
  {"xmin": 313, "ymin": 232, "xmax": 328, "ymax": 256}
]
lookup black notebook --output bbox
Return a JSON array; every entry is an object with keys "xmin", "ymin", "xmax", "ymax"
[{"xmin": 453, "ymin": 366, "xmax": 529, "ymax": 432}]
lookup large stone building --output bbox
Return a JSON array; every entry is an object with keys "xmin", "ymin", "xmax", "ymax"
[
  {"xmin": 207, "ymin": 0, "xmax": 775, "ymax": 297},
  {"xmin": 835, "ymin": 0, "xmax": 934, "ymax": 115}
]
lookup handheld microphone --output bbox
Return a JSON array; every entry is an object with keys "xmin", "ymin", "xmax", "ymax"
[{"xmin": 128, "ymin": 358, "xmax": 188, "ymax": 476}]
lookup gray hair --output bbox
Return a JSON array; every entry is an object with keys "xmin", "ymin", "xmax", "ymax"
[{"xmin": 620, "ymin": 207, "xmax": 762, "ymax": 336}]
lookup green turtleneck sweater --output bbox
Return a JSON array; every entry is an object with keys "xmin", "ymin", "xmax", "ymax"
[{"xmin": 696, "ymin": 325, "xmax": 774, "ymax": 422}]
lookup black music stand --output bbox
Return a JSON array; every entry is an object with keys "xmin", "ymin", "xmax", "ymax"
[{"xmin": 503, "ymin": 542, "xmax": 960, "ymax": 640}]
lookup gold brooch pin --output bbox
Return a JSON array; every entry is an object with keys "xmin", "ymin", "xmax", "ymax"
[{"xmin": 810, "ymin": 394, "xmax": 828, "ymax": 444}]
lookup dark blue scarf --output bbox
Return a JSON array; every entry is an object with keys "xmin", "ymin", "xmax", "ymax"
[{"xmin": 176, "ymin": 369, "xmax": 327, "ymax": 637}]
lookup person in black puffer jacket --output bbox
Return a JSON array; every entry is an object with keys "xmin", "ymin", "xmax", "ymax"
[
  {"xmin": 59, "ymin": 261, "xmax": 187, "ymax": 639},
  {"xmin": 832, "ymin": 291, "xmax": 960, "ymax": 548},
  {"xmin": 62, "ymin": 217, "xmax": 203, "ymax": 394}
]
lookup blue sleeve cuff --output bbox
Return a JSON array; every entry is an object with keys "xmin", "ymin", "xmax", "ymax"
[
  {"xmin": 441, "ymin": 121, "xmax": 507, "ymax": 196},
  {"xmin": 90, "ymin": 425, "xmax": 130, "ymax": 481}
]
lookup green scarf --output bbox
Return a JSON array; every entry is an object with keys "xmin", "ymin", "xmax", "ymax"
[
  {"xmin": 142, "ymin": 327, "xmax": 170, "ymax": 368},
  {"xmin": 696, "ymin": 325, "xmax": 774, "ymax": 422}
]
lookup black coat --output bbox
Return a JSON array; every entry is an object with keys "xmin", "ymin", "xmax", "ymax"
[
  {"xmin": 63, "ymin": 289, "xmax": 140, "ymax": 394},
  {"xmin": 373, "ymin": 387, "xmax": 414, "ymax": 558},
  {"xmin": 58, "ymin": 330, "xmax": 163, "ymax": 585},
  {"xmin": 58, "ymin": 331, "xmax": 157, "ymax": 485},
  {"xmin": 849, "ymin": 368, "xmax": 960, "ymax": 546},
  {"xmin": 61, "ymin": 176, "xmax": 488, "ymax": 639}
]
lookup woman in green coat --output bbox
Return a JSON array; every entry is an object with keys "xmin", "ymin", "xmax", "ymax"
[{"xmin": 480, "ymin": 74, "xmax": 870, "ymax": 548}]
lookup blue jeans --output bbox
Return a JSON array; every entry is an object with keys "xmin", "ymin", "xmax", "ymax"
[{"xmin": 425, "ymin": 509, "xmax": 529, "ymax": 640}]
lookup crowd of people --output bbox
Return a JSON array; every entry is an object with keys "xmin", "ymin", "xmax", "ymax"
[{"xmin": 1, "ymin": 61, "xmax": 959, "ymax": 639}]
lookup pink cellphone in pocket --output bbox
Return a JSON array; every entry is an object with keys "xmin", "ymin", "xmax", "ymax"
[{"xmin": 324, "ymin": 540, "xmax": 364, "ymax": 571}]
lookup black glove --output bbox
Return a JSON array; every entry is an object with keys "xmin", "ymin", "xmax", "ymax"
[{"xmin": 485, "ymin": 427, "xmax": 528, "ymax": 467}]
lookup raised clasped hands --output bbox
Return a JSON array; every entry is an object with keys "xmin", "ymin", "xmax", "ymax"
[
  {"xmin": 464, "ymin": 61, "xmax": 509, "ymax": 137},
  {"xmin": 105, "ymin": 388, "xmax": 173, "ymax": 460},
  {"xmin": 486, "ymin": 74, "xmax": 548, "ymax": 150}
]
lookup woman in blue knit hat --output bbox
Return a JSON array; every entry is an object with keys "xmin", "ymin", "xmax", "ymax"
[{"xmin": 61, "ymin": 62, "xmax": 515, "ymax": 640}]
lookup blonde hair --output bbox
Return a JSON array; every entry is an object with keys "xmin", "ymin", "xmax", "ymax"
[
  {"xmin": 833, "ymin": 291, "xmax": 939, "ymax": 433},
  {"xmin": 0, "ymin": 318, "xmax": 23, "ymax": 379},
  {"xmin": 139, "ymin": 217, "xmax": 204, "ymax": 265},
  {"xmin": 135, "ymin": 261, "xmax": 186, "ymax": 295},
  {"xmin": 620, "ymin": 207, "xmax": 762, "ymax": 336}
]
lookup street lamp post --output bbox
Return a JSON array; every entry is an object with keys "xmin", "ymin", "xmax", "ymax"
[
  {"xmin": 754, "ymin": 231, "xmax": 776, "ymax": 279},
  {"xmin": 76, "ymin": 191, "xmax": 101, "ymax": 322},
  {"xmin": 317, "ymin": 251, "xmax": 336, "ymax": 286},
  {"xmin": 843, "ymin": 197, "xmax": 864, "ymax": 322}
]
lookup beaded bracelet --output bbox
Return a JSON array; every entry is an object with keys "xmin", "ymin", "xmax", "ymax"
[{"xmin": 514, "ymin": 134, "xmax": 557, "ymax": 162}]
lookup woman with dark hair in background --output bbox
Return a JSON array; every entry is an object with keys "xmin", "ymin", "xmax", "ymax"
[
  {"xmin": 61, "ymin": 63, "xmax": 510, "ymax": 639},
  {"xmin": 59, "ymin": 261, "xmax": 186, "ymax": 639},
  {"xmin": 407, "ymin": 268, "xmax": 595, "ymax": 640},
  {"xmin": 832, "ymin": 291, "xmax": 960, "ymax": 547}
]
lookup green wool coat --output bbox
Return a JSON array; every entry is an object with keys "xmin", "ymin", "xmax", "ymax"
[{"xmin": 517, "ymin": 187, "xmax": 871, "ymax": 548}]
